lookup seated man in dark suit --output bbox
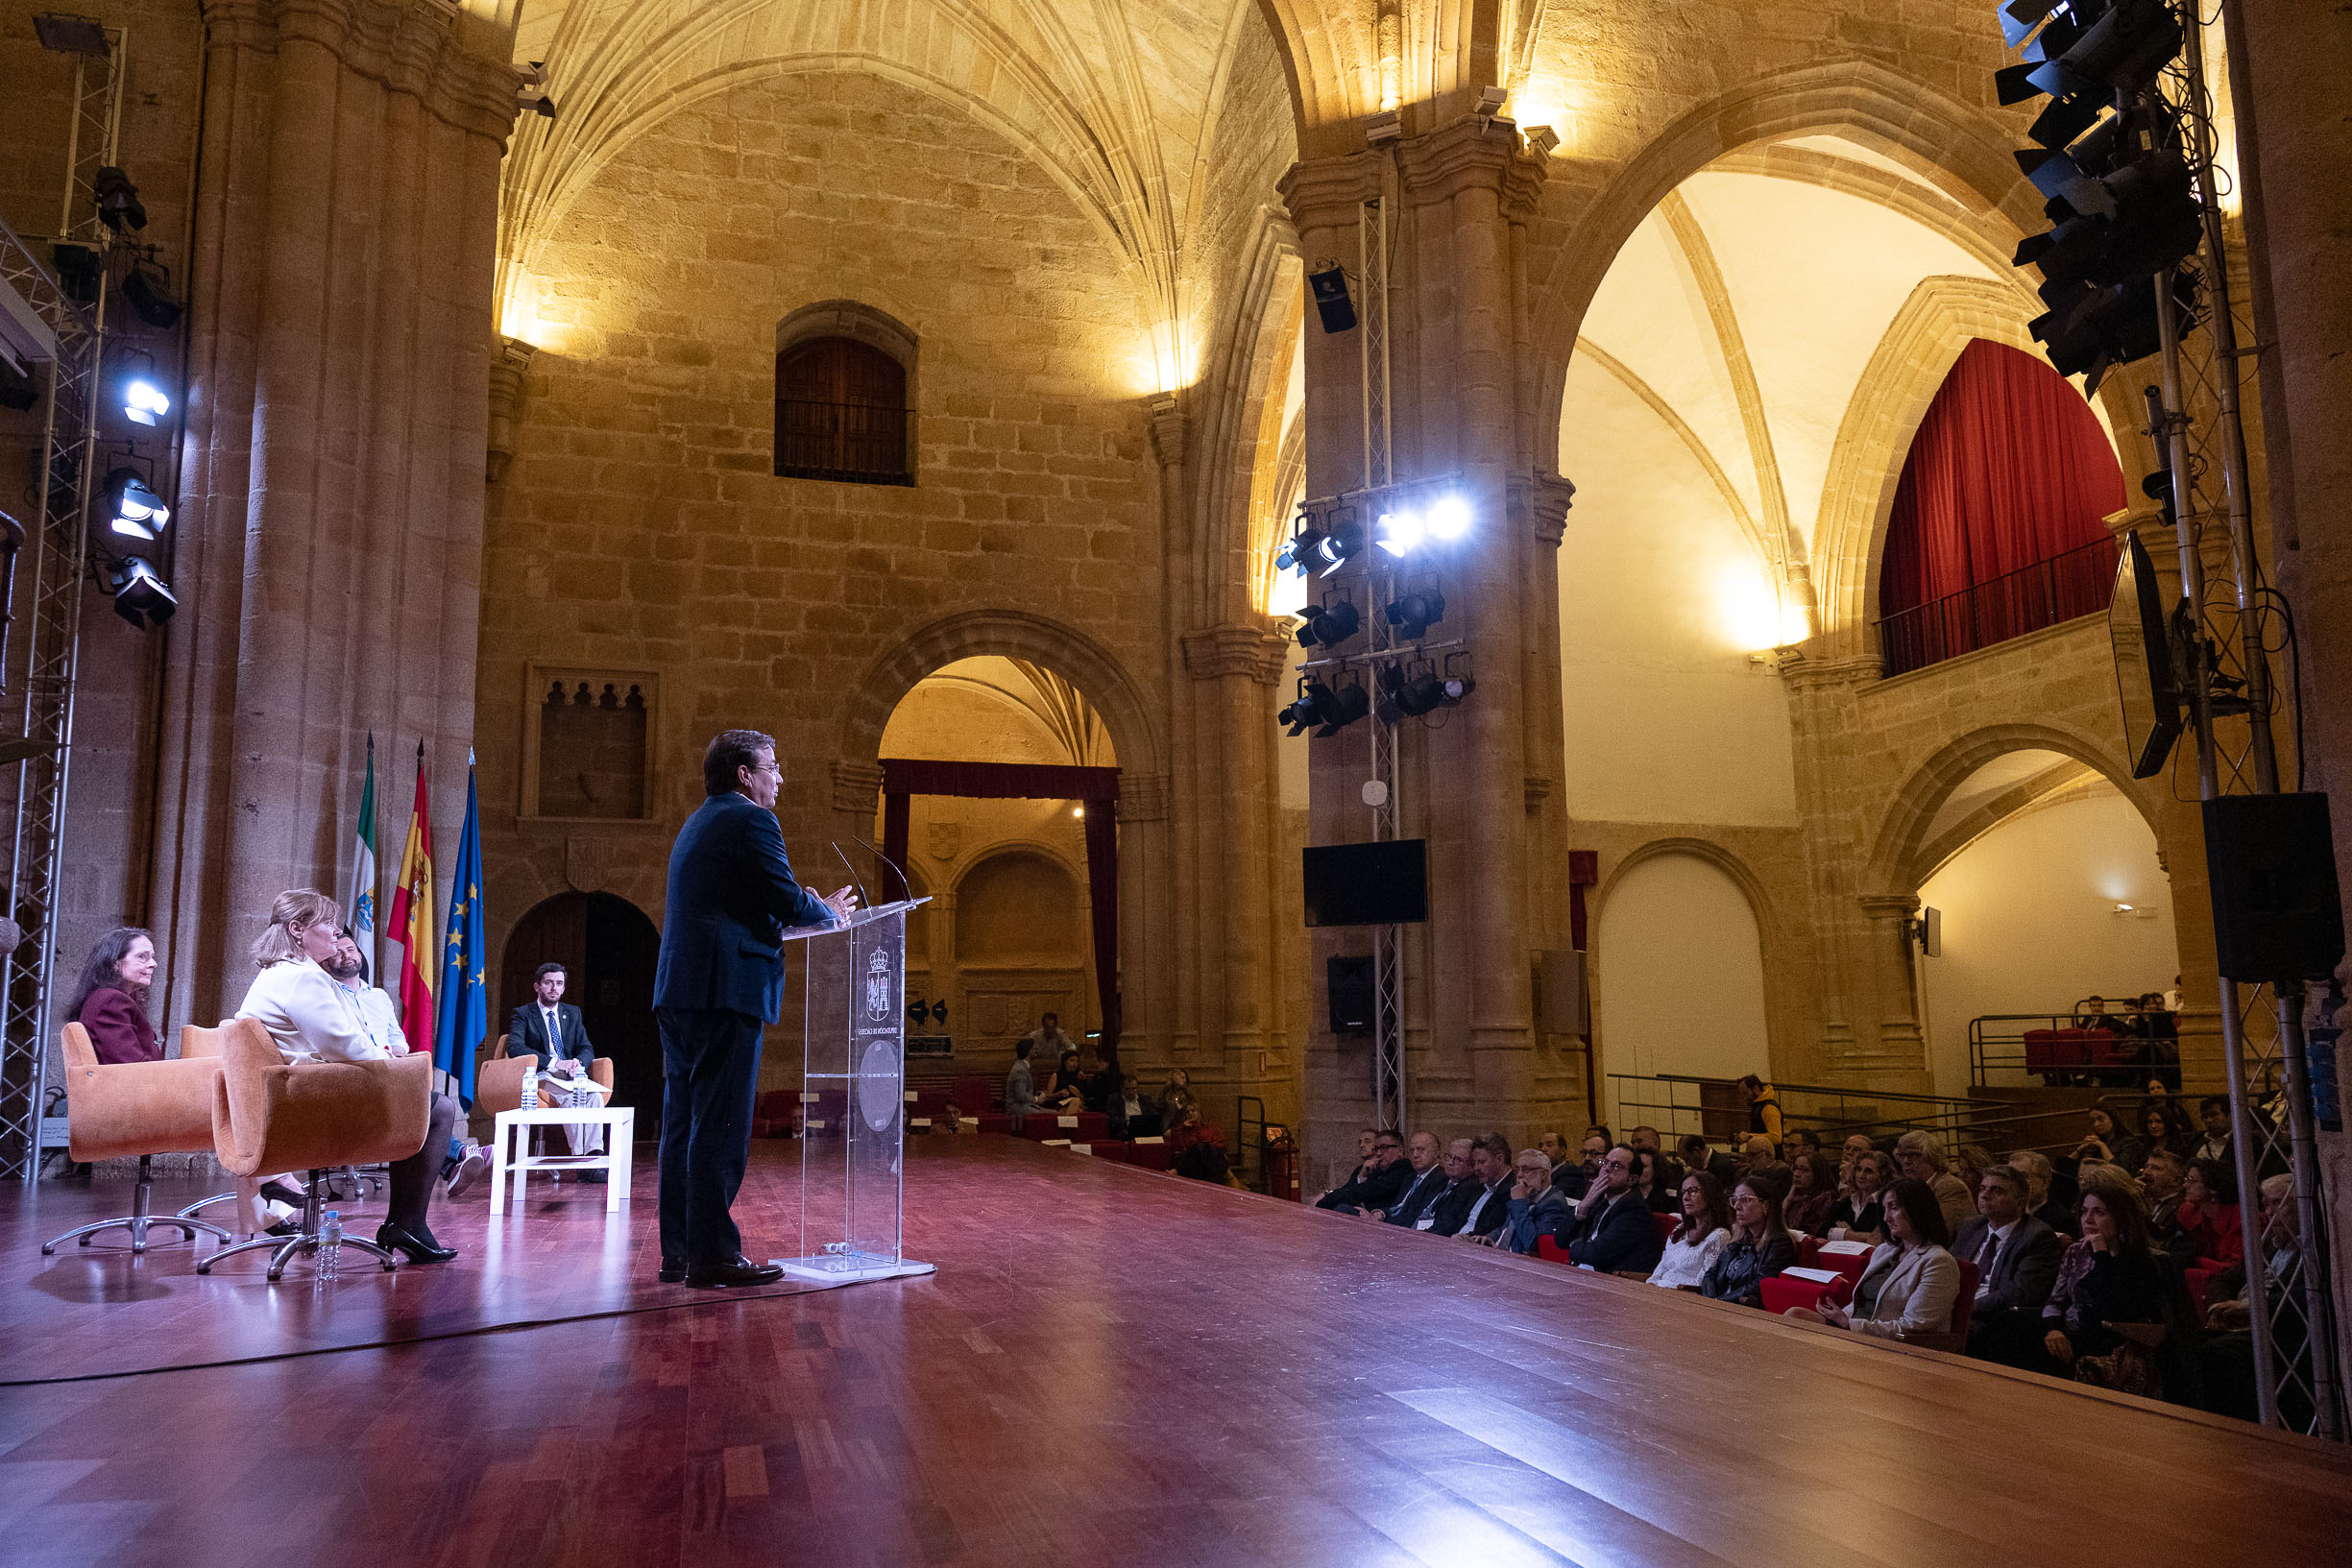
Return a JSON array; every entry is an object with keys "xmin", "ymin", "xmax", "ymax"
[
  {"xmin": 1557, "ymin": 1144, "xmax": 1668, "ymax": 1273},
  {"xmin": 509, "ymin": 960, "xmax": 605, "ymax": 1170},
  {"xmin": 1451, "ymin": 1135, "xmax": 1517, "ymax": 1244},
  {"xmin": 1552, "ymin": 1129, "xmax": 1608, "ymax": 1200},
  {"xmin": 1957, "ymin": 1163, "xmax": 2067, "ymax": 1364},
  {"xmin": 1421, "ymin": 1139, "xmax": 1484, "ymax": 1235},
  {"xmin": 1316, "ymin": 1129, "xmax": 1408, "ymax": 1214},
  {"xmin": 1376, "ymin": 1132, "xmax": 1450, "ymax": 1226}
]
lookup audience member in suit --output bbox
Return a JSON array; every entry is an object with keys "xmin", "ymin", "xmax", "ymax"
[
  {"xmin": 65, "ymin": 926, "xmax": 164, "ymax": 1065},
  {"xmin": 1895, "ymin": 1130, "xmax": 1976, "ymax": 1234},
  {"xmin": 2137, "ymin": 1148, "xmax": 2197, "ymax": 1260},
  {"xmin": 1453, "ymin": 1135, "xmax": 1516, "ymax": 1243},
  {"xmin": 1700, "ymin": 1177, "xmax": 1798, "ymax": 1308},
  {"xmin": 1955, "ymin": 1164, "xmax": 2066, "ymax": 1363},
  {"xmin": 1828, "ymin": 1148, "xmax": 1892, "ymax": 1243},
  {"xmin": 508, "ymin": 960, "xmax": 605, "ymax": 1164},
  {"xmin": 1004, "ymin": 1041, "xmax": 1042, "ymax": 1126},
  {"xmin": 1375, "ymin": 1133, "xmax": 1450, "ymax": 1226},
  {"xmin": 652, "ymin": 730, "xmax": 855, "ymax": 1289},
  {"xmin": 1559, "ymin": 1145, "xmax": 1668, "ymax": 1273},
  {"xmin": 2005, "ymin": 1147, "xmax": 2073, "ymax": 1237},
  {"xmin": 1316, "ymin": 1129, "xmax": 1408, "ymax": 1214},
  {"xmin": 1421, "ymin": 1140, "xmax": 1485, "ymax": 1235},
  {"xmin": 1322, "ymin": 1128, "xmax": 1379, "ymax": 1194},
  {"xmin": 1678, "ymin": 1133, "xmax": 1742, "ymax": 1193},
  {"xmin": 1107, "ymin": 1073, "xmax": 1147, "ymax": 1139},
  {"xmin": 1552, "ymin": 1130, "xmax": 1607, "ymax": 1200},
  {"xmin": 1626, "ymin": 1125, "xmax": 1683, "ymax": 1194},
  {"xmin": 1795, "ymin": 1177, "xmax": 1961, "ymax": 1339},
  {"xmin": 1497, "ymin": 1147, "xmax": 1573, "ymax": 1254}
]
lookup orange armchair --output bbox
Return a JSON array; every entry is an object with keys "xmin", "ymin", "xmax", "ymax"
[
  {"xmin": 474, "ymin": 1033, "xmax": 614, "ymax": 1115},
  {"xmin": 198, "ymin": 1019, "xmax": 432, "ymax": 1279},
  {"xmin": 41, "ymin": 1023, "xmax": 234, "ymax": 1257}
]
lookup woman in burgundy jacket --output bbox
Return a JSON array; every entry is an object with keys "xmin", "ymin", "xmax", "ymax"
[{"xmin": 66, "ymin": 927, "xmax": 163, "ymax": 1064}]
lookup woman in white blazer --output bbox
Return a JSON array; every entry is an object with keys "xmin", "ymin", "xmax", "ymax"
[{"xmin": 1793, "ymin": 1177, "xmax": 1960, "ymax": 1339}]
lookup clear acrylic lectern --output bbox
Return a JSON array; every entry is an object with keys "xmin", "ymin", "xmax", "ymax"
[{"xmin": 772, "ymin": 897, "xmax": 936, "ymax": 1284}]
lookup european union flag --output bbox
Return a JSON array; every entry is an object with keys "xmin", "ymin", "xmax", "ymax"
[{"xmin": 433, "ymin": 753, "xmax": 488, "ymax": 1108}]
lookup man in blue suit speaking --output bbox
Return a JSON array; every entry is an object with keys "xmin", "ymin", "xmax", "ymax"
[{"xmin": 653, "ymin": 729, "xmax": 857, "ymax": 1287}]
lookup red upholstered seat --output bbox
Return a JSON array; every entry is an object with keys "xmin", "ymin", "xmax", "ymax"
[
  {"xmin": 1128, "ymin": 1141, "xmax": 1174, "ymax": 1171},
  {"xmin": 953, "ymin": 1076, "xmax": 994, "ymax": 1114},
  {"xmin": 1949, "ymin": 1259, "xmax": 1980, "ymax": 1337},
  {"xmin": 975, "ymin": 1114, "xmax": 1011, "ymax": 1136},
  {"xmin": 1653, "ymin": 1211, "xmax": 1679, "ymax": 1243},
  {"xmin": 1762, "ymin": 1273, "xmax": 1850, "ymax": 1315},
  {"xmin": 1535, "ymin": 1235, "xmax": 1572, "ymax": 1265},
  {"xmin": 1090, "ymin": 1140, "xmax": 1132, "ymax": 1163}
]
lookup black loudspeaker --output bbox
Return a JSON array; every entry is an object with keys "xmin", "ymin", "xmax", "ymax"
[
  {"xmin": 2202, "ymin": 792, "xmax": 2345, "ymax": 982},
  {"xmin": 1327, "ymin": 954, "xmax": 1374, "ymax": 1034}
]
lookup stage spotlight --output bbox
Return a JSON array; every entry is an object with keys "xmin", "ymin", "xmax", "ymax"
[
  {"xmin": 1376, "ymin": 508, "xmax": 1424, "ymax": 556},
  {"xmin": 120, "ymin": 257, "xmax": 181, "ymax": 328},
  {"xmin": 1312, "ymin": 679, "xmax": 1370, "ymax": 738},
  {"xmin": 121, "ymin": 358, "xmax": 171, "ymax": 425},
  {"xmin": 1308, "ymin": 261, "xmax": 1356, "ymax": 333},
  {"xmin": 93, "ymin": 166, "xmax": 146, "ymax": 232},
  {"xmin": 1277, "ymin": 679, "xmax": 1321, "ymax": 737},
  {"xmin": 1385, "ymin": 584, "xmax": 1444, "ymax": 640},
  {"xmin": 51, "ymin": 241, "xmax": 100, "ymax": 302},
  {"xmin": 1296, "ymin": 593, "xmax": 1361, "ymax": 650},
  {"xmin": 1313, "ymin": 516, "xmax": 1364, "ymax": 576},
  {"xmin": 1427, "ymin": 494, "xmax": 1471, "ymax": 541},
  {"xmin": 102, "ymin": 466, "xmax": 170, "ymax": 540},
  {"xmin": 1440, "ymin": 654, "xmax": 1476, "ymax": 707},
  {"xmin": 109, "ymin": 557, "xmax": 176, "ymax": 629},
  {"xmin": 1277, "ymin": 520, "xmax": 1326, "ymax": 575}
]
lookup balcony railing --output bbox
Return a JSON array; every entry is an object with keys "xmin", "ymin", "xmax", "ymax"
[
  {"xmin": 775, "ymin": 398, "xmax": 913, "ymax": 485},
  {"xmin": 1875, "ymin": 534, "xmax": 2118, "ymax": 677}
]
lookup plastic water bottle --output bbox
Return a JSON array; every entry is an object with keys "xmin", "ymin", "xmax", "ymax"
[
  {"xmin": 320, "ymin": 1209, "xmax": 342, "ymax": 1279},
  {"xmin": 521, "ymin": 1068, "xmax": 540, "ymax": 1109}
]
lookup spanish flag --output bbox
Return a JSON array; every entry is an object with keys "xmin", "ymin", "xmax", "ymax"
[{"xmin": 390, "ymin": 742, "xmax": 438, "ymax": 1067}]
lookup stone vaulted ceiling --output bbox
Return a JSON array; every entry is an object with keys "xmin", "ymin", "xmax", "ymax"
[{"xmin": 497, "ymin": 0, "xmax": 1290, "ymax": 387}]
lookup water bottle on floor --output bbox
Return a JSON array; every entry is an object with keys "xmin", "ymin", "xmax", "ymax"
[{"xmin": 321, "ymin": 1209, "xmax": 342, "ymax": 1279}]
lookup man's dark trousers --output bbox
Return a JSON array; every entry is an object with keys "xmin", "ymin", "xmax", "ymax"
[{"xmin": 657, "ymin": 1005, "xmax": 764, "ymax": 1268}]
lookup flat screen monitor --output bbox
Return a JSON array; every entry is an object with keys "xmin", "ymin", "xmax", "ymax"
[{"xmin": 1303, "ymin": 839, "xmax": 1428, "ymax": 928}]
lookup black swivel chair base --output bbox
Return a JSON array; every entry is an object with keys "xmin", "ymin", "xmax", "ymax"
[
  {"xmin": 197, "ymin": 1168, "xmax": 400, "ymax": 1281},
  {"xmin": 42, "ymin": 1154, "xmax": 235, "ymax": 1256}
]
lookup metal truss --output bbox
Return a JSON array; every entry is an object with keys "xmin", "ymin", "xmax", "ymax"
[
  {"xmin": 1357, "ymin": 189, "xmax": 1405, "ymax": 1136},
  {"xmin": 0, "ymin": 31, "xmax": 120, "ymax": 1179},
  {"xmin": 2143, "ymin": 3, "xmax": 2342, "ymax": 1437}
]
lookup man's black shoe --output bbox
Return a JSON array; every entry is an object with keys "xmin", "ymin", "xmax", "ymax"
[
  {"xmin": 376, "ymin": 1221, "xmax": 456, "ymax": 1265},
  {"xmin": 682, "ymin": 1255, "xmax": 784, "ymax": 1289},
  {"xmin": 658, "ymin": 1258, "xmax": 686, "ymax": 1284}
]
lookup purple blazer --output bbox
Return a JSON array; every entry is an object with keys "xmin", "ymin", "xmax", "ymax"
[{"xmin": 80, "ymin": 986, "xmax": 160, "ymax": 1065}]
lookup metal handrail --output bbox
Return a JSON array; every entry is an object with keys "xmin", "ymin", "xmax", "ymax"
[{"xmin": 1875, "ymin": 534, "xmax": 2117, "ymax": 676}]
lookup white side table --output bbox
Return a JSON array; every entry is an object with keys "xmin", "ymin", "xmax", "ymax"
[{"xmin": 489, "ymin": 1105, "xmax": 636, "ymax": 1214}]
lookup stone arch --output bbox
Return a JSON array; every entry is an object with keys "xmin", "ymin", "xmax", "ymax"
[
  {"xmin": 1594, "ymin": 835, "xmax": 1779, "ymax": 943},
  {"xmin": 952, "ymin": 844, "xmax": 1088, "ymax": 963},
  {"xmin": 1809, "ymin": 277, "xmax": 2055, "ymax": 650},
  {"xmin": 1863, "ymin": 721, "xmax": 2158, "ymax": 898},
  {"xmin": 839, "ymin": 609, "xmax": 1166, "ymax": 782},
  {"xmin": 1531, "ymin": 58, "xmax": 2043, "ymax": 441}
]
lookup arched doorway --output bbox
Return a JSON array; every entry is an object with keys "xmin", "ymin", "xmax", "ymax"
[{"xmin": 501, "ymin": 893, "xmax": 664, "ymax": 1139}]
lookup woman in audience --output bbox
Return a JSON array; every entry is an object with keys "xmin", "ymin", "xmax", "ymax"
[
  {"xmin": 64, "ymin": 926, "xmax": 165, "ymax": 1065},
  {"xmin": 2180, "ymin": 1156, "xmax": 2244, "ymax": 1266},
  {"xmin": 2071, "ymin": 1104, "xmax": 2146, "ymax": 1175},
  {"xmin": 1631, "ymin": 1147, "xmax": 1679, "ymax": 1214},
  {"xmin": 1035, "ymin": 1049, "xmax": 1087, "ymax": 1114},
  {"xmin": 1648, "ymin": 1170, "xmax": 1731, "ymax": 1290},
  {"xmin": 2140, "ymin": 1100, "xmax": 2194, "ymax": 1161},
  {"xmin": 1700, "ymin": 1178, "xmax": 1798, "ymax": 1307},
  {"xmin": 1157, "ymin": 1066, "xmax": 1198, "ymax": 1134},
  {"xmin": 1791, "ymin": 1177, "xmax": 1960, "ymax": 1339},
  {"xmin": 1828, "ymin": 1148, "xmax": 1891, "ymax": 1243},
  {"xmin": 1782, "ymin": 1149, "xmax": 1836, "ymax": 1235},
  {"xmin": 2037, "ymin": 1170, "xmax": 2167, "ymax": 1389}
]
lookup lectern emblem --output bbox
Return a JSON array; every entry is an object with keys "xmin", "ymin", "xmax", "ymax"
[{"xmin": 864, "ymin": 947, "xmax": 892, "ymax": 1022}]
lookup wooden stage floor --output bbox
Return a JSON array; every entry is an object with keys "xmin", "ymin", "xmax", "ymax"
[{"xmin": 3, "ymin": 1135, "xmax": 2348, "ymax": 1568}]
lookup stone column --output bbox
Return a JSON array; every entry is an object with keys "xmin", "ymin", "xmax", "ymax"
[
  {"xmin": 1149, "ymin": 398, "xmax": 1204, "ymax": 1068},
  {"xmin": 2222, "ymin": 0, "xmax": 2352, "ymax": 1387},
  {"xmin": 147, "ymin": 0, "xmax": 516, "ymax": 1025},
  {"xmin": 1279, "ymin": 119, "xmax": 1566, "ymax": 1173}
]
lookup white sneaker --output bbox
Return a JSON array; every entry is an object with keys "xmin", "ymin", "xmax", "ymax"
[{"xmin": 448, "ymin": 1147, "xmax": 493, "ymax": 1200}]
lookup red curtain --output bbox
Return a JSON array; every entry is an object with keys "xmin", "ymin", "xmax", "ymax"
[{"xmin": 1876, "ymin": 340, "xmax": 2124, "ymax": 671}]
